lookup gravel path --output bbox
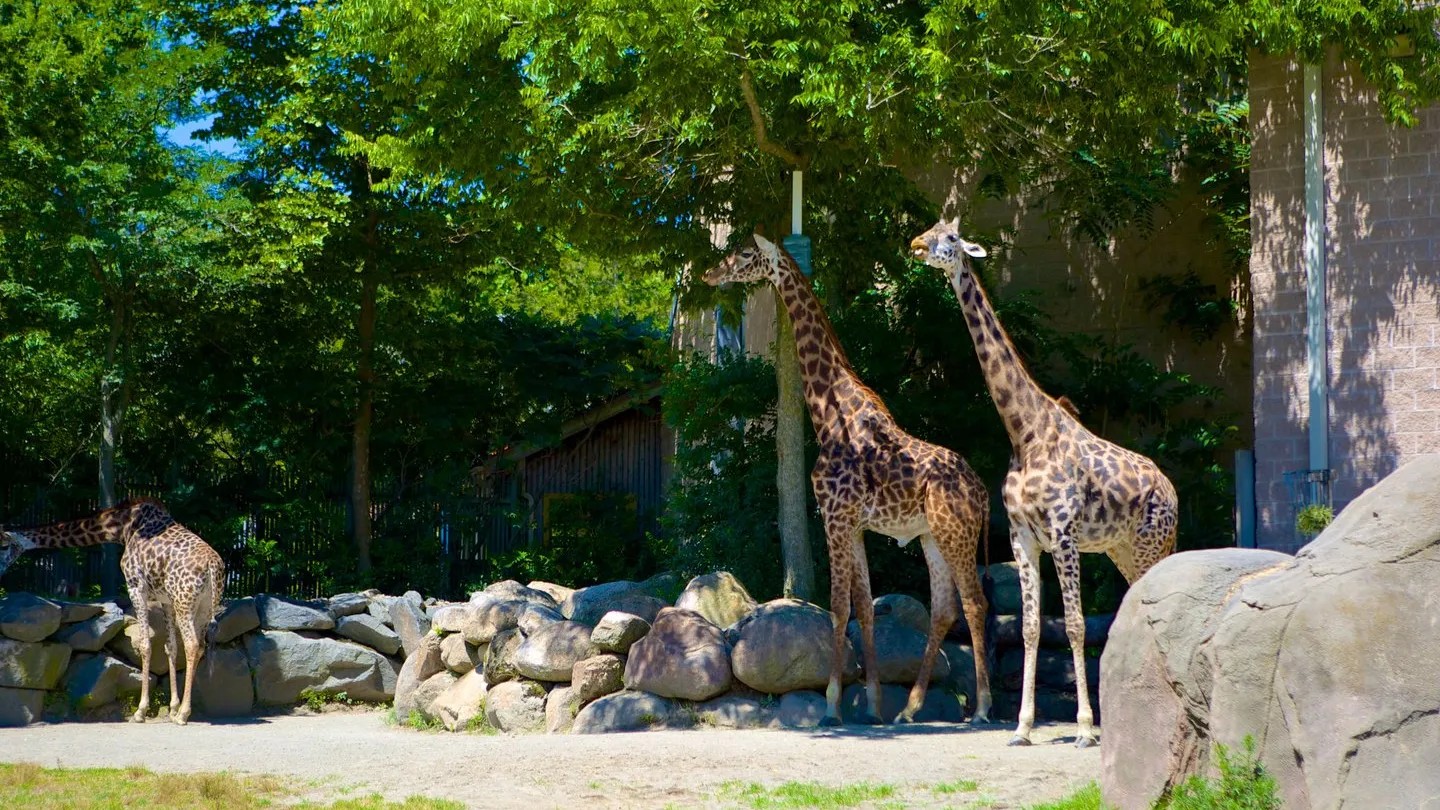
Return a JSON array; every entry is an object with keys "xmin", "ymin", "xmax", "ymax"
[{"xmin": 0, "ymin": 712, "xmax": 1100, "ymax": 809}]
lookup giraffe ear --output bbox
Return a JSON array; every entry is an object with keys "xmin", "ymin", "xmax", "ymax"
[{"xmin": 959, "ymin": 239, "xmax": 987, "ymax": 258}]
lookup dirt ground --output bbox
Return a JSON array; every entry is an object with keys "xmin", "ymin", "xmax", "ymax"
[{"xmin": 0, "ymin": 711, "xmax": 1100, "ymax": 809}]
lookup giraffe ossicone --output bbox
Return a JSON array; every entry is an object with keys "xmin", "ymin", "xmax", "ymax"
[
  {"xmin": 911, "ymin": 219, "xmax": 1179, "ymax": 749},
  {"xmin": 702, "ymin": 231, "xmax": 996, "ymax": 727}
]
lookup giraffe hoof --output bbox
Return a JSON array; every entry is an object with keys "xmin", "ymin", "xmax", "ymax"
[
  {"xmin": 970, "ymin": 712, "xmax": 992, "ymax": 725},
  {"xmin": 819, "ymin": 715, "xmax": 843, "ymax": 728},
  {"xmin": 1076, "ymin": 735, "xmax": 1098, "ymax": 749},
  {"xmin": 1007, "ymin": 735, "xmax": 1033, "ymax": 747},
  {"xmin": 894, "ymin": 709, "xmax": 918, "ymax": 725},
  {"xmin": 129, "ymin": 712, "xmax": 146, "ymax": 724}
]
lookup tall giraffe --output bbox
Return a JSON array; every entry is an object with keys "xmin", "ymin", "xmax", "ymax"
[
  {"xmin": 703, "ymin": 233, "xmax": 994, "ymax": 726},
  {"xmin": 0, "ymin": 498, "xmax": 226, "ymax": 725},
  {"xmin": 910, "ymin": 220, "xmax": 1178, "ymax": 748}
]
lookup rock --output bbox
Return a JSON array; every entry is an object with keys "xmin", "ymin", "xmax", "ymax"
[
  {"xmin": 0, "ymin": 593, "xmax": 62, "ymax": 642},
  {"xmin": 1100, "ymin": 456, "xmax": 1440, "ymax": 810},
  {"xmin": 840, "ymin": 682, "xmax": 962, "ymax": 724},
  {"xmin": 874, "ymin": 594, "xmax": 931, "ymax": 636},
  {"xmin": 430, "ymin": 604, "xmax": 474, "ymax": 635},
  {"xmin": 674, "ymin": 571, "xmax": 757, "ymax": 629},
  {"xmin": 432, "ymin": 669, "xmax": 487, "ymax": 732},
  {"xmin": 776, "ymin": 690, "xmax": 827, "ymax": 728},
  {"xmin": 729, "ymin": 599, "xmax": 859, "ymax": 694},
  {"xmin": 462, "ymin": 600, "xmax": 523, "ymax": 645},
  {"xmin": 256, "ymin": 595, "xmax": 334, "ymax": 632},
  {"xmin": 393, "ymin": 633, "xmax": 445, "ymax": 719},
  {"xmin": 63, "ymin": 653, "xmax": 146, "ymax": 711},
  {"xmin": 484, "ymin": 678, "xmax": 548, "ymax": 732},
  {"xmin": 245, "ymin": 630, "xmax": 397, "ymax": 705},
  {"xmin": 513, "ymin": 621, "xmax": 598, "ymax": 682},
  {"xmin": 402, "ymin": 590, "xmax": 424, "ymax": 609},
  {"xmin": 212, "ymin": 597, "xmax": 260, "ymax": 644},
  {"xmin": 846, "ymin": 616, "xmax": 950, "ymax": 684},
  {"xmin": 999, "ymin": 647, "xmax": 1099, "ymax": 691},
  {"xmin": 0, "ymin": 686, "xmax": 45, "ymax": 726},
  {"xmin": 192, "ymin": 645, "xmax": 254, "ymax": 718},
  {"xmin": 1039, "ymin": 613, "xmax": 1115, "ymax": 648},
  {"xmin": 572, "ymin": 690, "xmax": 677, "ymax": 734},
  {"xmin": 623, "ymin": 608, "xmax": 730, "ymax": 701},
  {"xmin": 482, "ymin": 580, "xmax": 560, "ymax": 609},
  {"xmin": 571, "ymin": 653, "xmax": 625, "ymax": 704},
  {"xmin": 517, "ymin": 602, "xmax": 565, "ymax": 635},
  {"xmin": 693, "ymin": 694, "xmax": 769, "ymax": 729},
  {"xmin": 0, "ymin": 638, "xmax": 70, "ymax": 689},
  {"xmin": 988, "ymin": 614, "xmax": 1021, "ymax": 648},
  {"xmin": 590, "ymin": 612, "xmax": 650, "ymax": 654},
  {"xmin": 411, "ymin": 670, "xmax": 459, "ymax": 720},
  {"xmin": 546, "ymin": 684, "xmax": 583, "ymax": 733},
  {"xmin": 527, "ymin": 581, "xmax": 574, "ymax": 605},
  {"xmin": 981, "ymin": 562, "xmax": 1023, "ymax": 615},
  {"xmin": 637, "ymin": 571, "xmax": 684, "ymax": 603},
  {"xmin": 483, "ymin": 626, "xmax": 527, "ymax": 686},
  {"xmin": 366, "ymin": 598, "xmax": 395, "ymax": 627},
  {"xmin": 387, "ymin": 597, "xmax": 431, "ymax": 658},
  {"xmin": 564, "ymin": 581, "xmax": 666, "ymax": 626},
  {"xmin": 335, "ymin": 614, "xmax": 402, "ymax": 656},
  {"xmin": 52, "ymin": 602, "xmax": 125, "ymax": 652},
  {"xmin": 939, "ymin": 642, "xmax": 978, "ymax": 708},
  {"xmin": 55, "ymin": 601, "xmax": 104, "ymax": 624},
  {"xmin": 439, "ymin": 634, "xmax": 482, "ymax": 675},
  {"xmin": 329, "ymin": 593, "xmax": 370, "ymax": 618},
  {"xmin": 109, "ymin": 611, "xmax": 182, "ymax": 674}
]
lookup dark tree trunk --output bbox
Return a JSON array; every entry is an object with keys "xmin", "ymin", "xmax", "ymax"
[
  {"xmin": 774, "ymin": 290, "xmax": 814, "ymax": 601},
  {"xmin": 350, "ymin": 275, "xmax": 377, "ymax": 575},
  {"xmin": 98, "ymin": 293, "xmax": 125, "ymax": 599}
]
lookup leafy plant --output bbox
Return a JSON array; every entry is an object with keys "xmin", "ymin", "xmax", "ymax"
[
  {"xmin": 1296, "ymin": 504, "xmax": 1334, "ymax": 536},
  {"xmin": 1162, "ymin": 737, "xmax": 1281, "ymax": 810}
]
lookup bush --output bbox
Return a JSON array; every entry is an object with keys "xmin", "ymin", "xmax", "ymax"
[{"xmin": 1162, "ymin": 737, "xmax": 1281, "ymax": 810}]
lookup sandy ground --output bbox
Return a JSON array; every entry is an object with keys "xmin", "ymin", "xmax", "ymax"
[{"xmin": 0, "ymin": 712, "xmax": 1100, "ymax": 809}]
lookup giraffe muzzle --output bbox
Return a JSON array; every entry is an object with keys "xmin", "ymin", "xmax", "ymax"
[{"xmin": 909, "ymin": 237, "xmax": 929, "ymax": 259}]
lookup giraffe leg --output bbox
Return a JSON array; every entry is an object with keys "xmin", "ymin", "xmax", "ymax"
[
  {"xmin": 1052, "ymin": 529, "xmax": 1098, "ymax": 747},
  {"xmin": 164, "ymin": 608, "xmax": 181, "ymax": 716},
  {"xmin": 130, "ymin": 604, "xmax": 154, "ymax": 723},
  {"xmin": 951, "ymin": 541, "xmax": 994, "ymax": 724},
  {"xmin": 1106, "ymin": 543, "xmax": 1140, "ymax": 585},
  {"xmin": 1009, "ymin": 523, "xmax": 1043, "ymax": 746},
  {"xmin": 819, "ymin": 513, "xmax": 860, "ymax": 727},
  {"xmin": 897, "ymin": 532, "xmax": 956, "ymax": 724},
  {"xmin": 849, "ymin": 539, "xmax": 884, "ymax": 725},
  {"xmin": 173, "ymin": 604, "xmax": 201, "ymax": 725},
  {"xmin": 1130, "ymin": 490, "xmax": 1179, "ymax": 581}
]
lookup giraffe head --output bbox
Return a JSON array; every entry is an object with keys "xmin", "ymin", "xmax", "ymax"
[
  {"xmin": 0, "ymin": 529, "xmax": 36, "ymax": 577},
  {"xmin": 909, "ymin": 219, "xmax": 987, "ymax": 276},
  {"xmin": 702, "ymin": 233, "xmax": 787, "ymax": 286}
]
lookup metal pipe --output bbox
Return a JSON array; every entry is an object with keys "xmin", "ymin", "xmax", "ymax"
[
  {"xmin": 1236, "ymin": 449, "xmax": 1256, "ymax": 548},
  {"xmin": 792, "ymin": 171, "xmax": 803, "ymax": 235},
  {"xmin": 1303, "ymin": 61, "xmax": 1330, "ymax": 472}
]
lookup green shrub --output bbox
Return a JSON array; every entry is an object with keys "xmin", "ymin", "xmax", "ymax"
[
  {"xmin": 1295, "ymin": 504, "xmax": 1333, "ymax": 536},
  {"xmin": 1162, "ymin": 737, "xmax": 1280, "ymax": 810}
]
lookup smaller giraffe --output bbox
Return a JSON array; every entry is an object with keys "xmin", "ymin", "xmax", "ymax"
[{"xmin": 0, "ymin": 498, "xmax": 226, "ymax": 725}]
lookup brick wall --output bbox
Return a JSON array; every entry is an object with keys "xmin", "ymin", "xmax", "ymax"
[{"xmin": 1250, "ymin": 51, "xmax": 1440, "ymax": 551}]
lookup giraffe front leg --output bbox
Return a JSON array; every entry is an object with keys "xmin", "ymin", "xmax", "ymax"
[
  {"xmin": 1010, "ymin": 525, "xmax": 1043, "ymax": 746},
  {"xmin": 898, "ymin": 533, "xmax": 956, "ymax": 724},
  {"xmin": 849, "ymin": 540, "xmax": 884, "ymax": 725},
  {"xmin": 164, "ymin": 610, "xmax": 181, "ymax": 717},
  {"xmin": 819, "ymin": 512, "xmax": 859, "ymax": 727},
  {"xmin": 1054, "ymin": 531, "xmax": 1098, "ymax": 748}
]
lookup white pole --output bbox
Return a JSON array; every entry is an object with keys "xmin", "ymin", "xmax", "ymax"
[
  {"xmin": 791, "ymin": 170, "xmax": 803, "ymax": 235},
  {"xmin": 1303, "ymin": 62, "xmax": 1328, "ymax": 474}
]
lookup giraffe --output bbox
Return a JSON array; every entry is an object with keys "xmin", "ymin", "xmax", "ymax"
[
  {"xmin": 910, "ymin": 220, "xmax": 1178, "ymax": 748},
  {"xmin": 703, "ymin": 232, "xmax": 995, "ymax": 726},
  {"xmin": 0, "ymin": 498, "xmax": 226, "ymax": 725}
]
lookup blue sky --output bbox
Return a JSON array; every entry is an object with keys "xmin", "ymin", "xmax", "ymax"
[{"xmin": 163, "ymin": 114, "xmax": 243, "ymax": 158}]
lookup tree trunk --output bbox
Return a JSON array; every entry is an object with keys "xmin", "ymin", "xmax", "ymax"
[
  {"xmin": 774, "ymin": 290, "xmax": 814, "ymax": 600},
  {"xmin": 350, "ymin": 275, "xmax": 377, "ymax": 575},
  {"xmin": 98, "ymin": 294, "xmax": 125, "ymax": 599}
]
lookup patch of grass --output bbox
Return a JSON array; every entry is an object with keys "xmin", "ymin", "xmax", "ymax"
[
  {"xmin": 0, "ymin": 764, "xmax": 462, "ymax": 810},
  {"xmin": 934, "ymin": 779, "xmax": 979, "ymax": 795},
  {"xmin": 465, "ymin": 712, "xmax": 498, "ymax": 735},
  {"xmin": 1161, "ymin": 738, "xmax": 1280, "ymax": 810},
  {"xmin": 1026, "ymin": 782, "xmax": 1105, "ymax": 810},
  {"xmin": 723, "ymin": 780, "xmax": 897, "ymax": 809},
  {"xmin": 300, "ymin": 689, "xmax": 357, "ymax": 713}
]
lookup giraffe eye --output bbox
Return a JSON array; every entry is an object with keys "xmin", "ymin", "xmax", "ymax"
[{"xmin": 946, "ymin": 234, "xmax": 957, "ymax": 243}]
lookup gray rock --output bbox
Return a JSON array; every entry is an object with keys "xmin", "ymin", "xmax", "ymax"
[
  {"xmin": 387, "ymin": 598, "xmax": 431, "ymax": 659},
  {"xmin": 213, "ymin": 597, "xmax": 260, "ymax": 644},
  {"xmin": 0, "ymin": 638, "xmax": 71, "ymax": 689},
  {"xmin": 192, "ymin": 645, "xmax": 254, "ymax": 718},
  {"xmin": 517, "ymin": 603, "xmax": 565, "ymax": 635},
  {"xmin": 0, "ymin": 686, "xmax": 44, "ymax": 726},
  {"xmin": 939, "ymin": 642, "xmax": 978, "ymax": 708},
  {"xmin": 411, "ymin": 670, "xmax": 459, "ymax": 721},
  {"xmin": 988, "ymin": 613, "xmax": 1021, "ymax": 648},
  {"xmin": 335, "ymin": 614, "xmax": 402, "ymax": 656},
  {"xmin": 462, "ymin": 599, "xmax": 523, "ymax": 645},
  {"xmin": 590, "ymin": 611, "xmax": 650, "ymax": 654},
  {"xmin": 546, "ymin": 684, "xmax": 582, "ymax": 733},
  {"xmin": 256, "ymin": 594, "xmax": 335, "ymax": 632},
  {"xmin": 52, "ymin": 602, "xmax": 125, "ymax": 652},
  {"xmin": 55, "ymin": 601, "xmax": 104, "ymax": 624},
  {"xmin": 439, "ymin": 633, "xmax": 482, "ymax": 675},
  {"xmin": 483, "ymin": 580, "xmax": 561, "ymax": 610},
  {"xmin": 692, "ymin": 694, "xmax": 769, "ymax": 728},
  {"xmin": 430, "ymin": 603, "xmax": 475, "ymax": 635},
  {"xmin": 109, "ymin": 610, "xmax": 182, "ymax": 674},
  {"xmin": 730, "ymin": 599, "xmax": 859, "ymax": 694},
  {"xmin": 366, "ymin": 598, "xmax": 395, "ymax": 627},
  {"xmin": 1038, "ymin": 613, "xmax": 1115, "ymax": 648},
  {"xmin": 572, "ymin": 690, "xmax": 677, "ymax": 734},
  {"xmin": 1101, "ymin": 456, "xmax": 1440, "ymax": 810},
  {"xmin": 432, "ymin": 669, "xmax": 487, "ymax": 732},
  {"xmin": 393, "ymin": 633, "xmax": 445, "ymax": 719},
  {"xmin": 484, "ymin": 678, "xmax": 548, "ymax": 732},
  {"xmin": 564, "ymin": 581, "xmax": 666, "ymax": 626},
  {"xmin": 999, "ymin": 647, "xmax": 1098, "ymax": 691},
  {"xmin": 674, "ymin": 571, "xmax": 757, "ymax": 629},
  {"xmin": 847, "ymin": 616, "xmax": 950, "ymax": 684},
  {"xmin": 840, "ymin": 682, "xmax": 962, "ymax": 724},
  {"xmin": 402, "ymin": 590, "xmax": 424, "ymax": 609},
  {"xmin": 571, "ymin": 653, "xmax": 625, "ymax": 703},
  {"xmin": 329, "ymin": 592, "xmax": 370, "ymax": 618},
  {"xmin": 0, "ymin": 593, "xmax": 62, "ymax": 642},
  {"xmin": 513, "ymin": 621, "xmax": 599, "ymax": 682},
  {"xmin": 775, "ymin": 690, "xmax": 827, "ymax": 728},
  {"xmin": 245, "ymin": 630, "xmax": 396, "ymax": 705},
  {"xmin": 874, "ymin": 594, "xmax": 930, "ymax": 636},
  {"xmin": 623, "ymin": 607, "xmax": 730, "ymax": 701},
  {"xmin": 638, "ymin": 571, "xmax": 684, "ymax": 603},
  {"xmin": 483, "ymin": 626, "xmax": 527, "ymax": 686},
  {"xmin": 64, "ymin": 653, "xmax": 146, "ymax": 711},
  {"xmin": 981, "ymin": 562, "xmax": 1024, "ymax": 615},
  {"xmin": 527, "ymin": 581, "xmax": 575, "ymax": 605}
]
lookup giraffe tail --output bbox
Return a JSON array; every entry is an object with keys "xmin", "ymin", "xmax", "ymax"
[
  {"xmin": 203, "ymin": 564, "xmax": 225, "ymax": 678},
  {"xmin": 980, "ymin": 502, "xmax": 995, "ymax": 606}
]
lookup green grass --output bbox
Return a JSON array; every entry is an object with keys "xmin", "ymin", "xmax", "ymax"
[
  {"xmin": 1027, "ymin": 783, "xmax": 1106, "ymax": 810},
  {"xmin": 933, "ymin": 779, "xmax": 980, "ymax": 795},
  {"xmin": 0, "ymin": 764, "xmax": 462, "ymax": 810},
  {"xmin": 723, "ymin": 780, "xmax": 897, "ymax": 809}
]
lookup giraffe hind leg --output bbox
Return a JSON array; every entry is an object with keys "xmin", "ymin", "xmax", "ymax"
[
  {"xmin": 173, "ymin": 602, "xmax": 201, "ymax": 725},
  {"xmin": 849, "ymin": 537, "xmax": 884, "ymax": 725},
  {"xmin": 819, "ymin": 511, "xmax": 860, "ymax": 727},
  {"xmin": 164, "ymin": 608, "xmax": 181, "ymax": 714},
  {"xmin": 896, "ymin": 532, "xmax": 957, "ymax": 724},
  {"xmin": 126, "ymin": 583, "xmax": 155, "ymax": 723}
]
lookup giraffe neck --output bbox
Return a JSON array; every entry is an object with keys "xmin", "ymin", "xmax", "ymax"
[
  {"xmin": 17, "ymin": 500, "xmax": 165, "ymax": 549},
  {"xmin": 948, "ymin": 263, "xmax": 1050, "ymax": 445},
  {"xmin": 771, "ymin": 254, "xmax": 890, "ymax": 447}
]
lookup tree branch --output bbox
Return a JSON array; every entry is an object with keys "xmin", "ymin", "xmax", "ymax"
[{"xmin": 739, "ymin": 68, "xmax": 808, "ymax": 169}]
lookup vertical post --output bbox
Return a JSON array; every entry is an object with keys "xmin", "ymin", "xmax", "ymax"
[
  {"xmin": 775, "ymin": 169, "xmax": 815, "ymax": 601},
  {"xmin": 1235, "ymin": 449, "xmax": 1256, "ymax": 548},
  {"xmin": 1303, "ymin": 62, "xmax": 1329, "ymax": 474},
  {"xmin": 792, "ymin": 171, "xmax": 803, "ymax": 236}
]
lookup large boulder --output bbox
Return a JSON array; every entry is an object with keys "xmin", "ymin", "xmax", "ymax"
[
  {"xmin": 387, "ymin": 597, "xmax": 431, "ymax": 659},
  {"xmin": 545, "ymin": 684, "xmax": 583, "ymax": 734},
  {"xmin": 775, "ymin": 690, "xmax": 827, "ymax": 728},
  {"xmin": 394, "ymin": 633, "xmax": 445, "ymax": 719},
  {"xmin": 623, "ymin": 607, "xmax": 730, "ymax": 701},
  {"xmin": 482, "ymin": 580, "xmax": 561, "ymax": 610},
  {"xmin": 256, "ymin": 595, "xmax": 334, "ymax": 632},
  {"xmin": 840, "ymin": 682, "xmax": 962, "ymax": 724},
  {"xmin": 64, "ymin": 653, "xmax": 146, "ymax": 712},
  {"xmin": 335, "ymin": 614, "xmax": 402, "ymax": 656},
  {"xmin": 527, "ymin": 581, "xmax": 575, "ymax": 606},
  {"xmin": 564, "ymin": 581, "xmax": 666, "ymax": 626},
  {"xmin": 192, "ymin": 645, "xmax": 254, "ymax": 718},
  {"xmin": 483, "ymin": 626, "xmax": 527, "ymax": 686},
  {"xmin": 484, "ymin": 678, "xmax": 548, "ymax": 732},
  {"xmin": 513, "ymin": 621, "xmax": 598, "ymax": 682},
  {"xmin": 999, "ymin": 647, "xmax": 1098, "ymax": 691},
  {"xmin": 55, "ymin": 601, "xmax": 104, "ymax": 624},
  {"xmin": 516, "ymin": 603, "xmax": 565, "ymax": 635},
  {"xmin": 693, "ymin": 694, "xmax": 770, "ymax": 729},
  {"xmin": 430, "ymin": 604, "xmax": 474, "ymax": 635},
  {"xmin": 874, "ymin": 594, "xmax": 930, "ymax": 636},
  {"xmin": 212, "ymin": 597, "xmax": 260, "ymax": 644},
  {"xmin": 0, "ymin": 593, "xmax": 62, "ymax": 642},
  {"xmin": 674, "ymin": 572, "xmax": 757, "ymax": 629},
  {"xmin": 109, "ymin": 611, "xmax": 182, "ymax": 674},
  {"xmin": 431, "ymin": 669, "xmax": 487, "ymax": 732},
  {"xmin": 329, "ymin": 592, "xmax": 370, "ymax": 618},
  {"xmin": 729, "ymin": 599, "xmax": 858, "ymax": 694},
  {"xmin": 981, "ymin": 562, "xmax": 1024, "ymax": 615},
  {"xmin": 1101, "ymin": 455, "xmax": 1440, "ymax": 810},
  {"xmin": 460, "ymin": 600, "xmax": 523, "ymax": 645},
  {"xmin": 410, "ymin": 670, "xmax": 459, "ymax": 721},
  {"xmin": 439, "ymin": 634, "xmax": 483, "ymax": 674},
  {"xmin": 571, "ymin": 653, "xmax": 625, "ymax": 704},
  {"xmin": 0, "ymin": 638, "xmax": 71, "ymax": 689},
  {"xmin": 846, "ymin": 616, "xmax": 950, "ymax": 684},
  {"xmin": 572, "ymin": 690, "xmax": 677, "ymax": 734},
  {"xmin": 590, "ymin": 612, "xmax": 650, "ymax": 654},
  {"xmin": 0, "ymin": 686, "xmax": 45, "ymax": 726},
  {"xmin": 52, "ymin": 602, "xmax": 125, "ymax": 652},
  {"xmin": 245, "ymin": 630, "xmax": 397, "ymax": 705}
]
